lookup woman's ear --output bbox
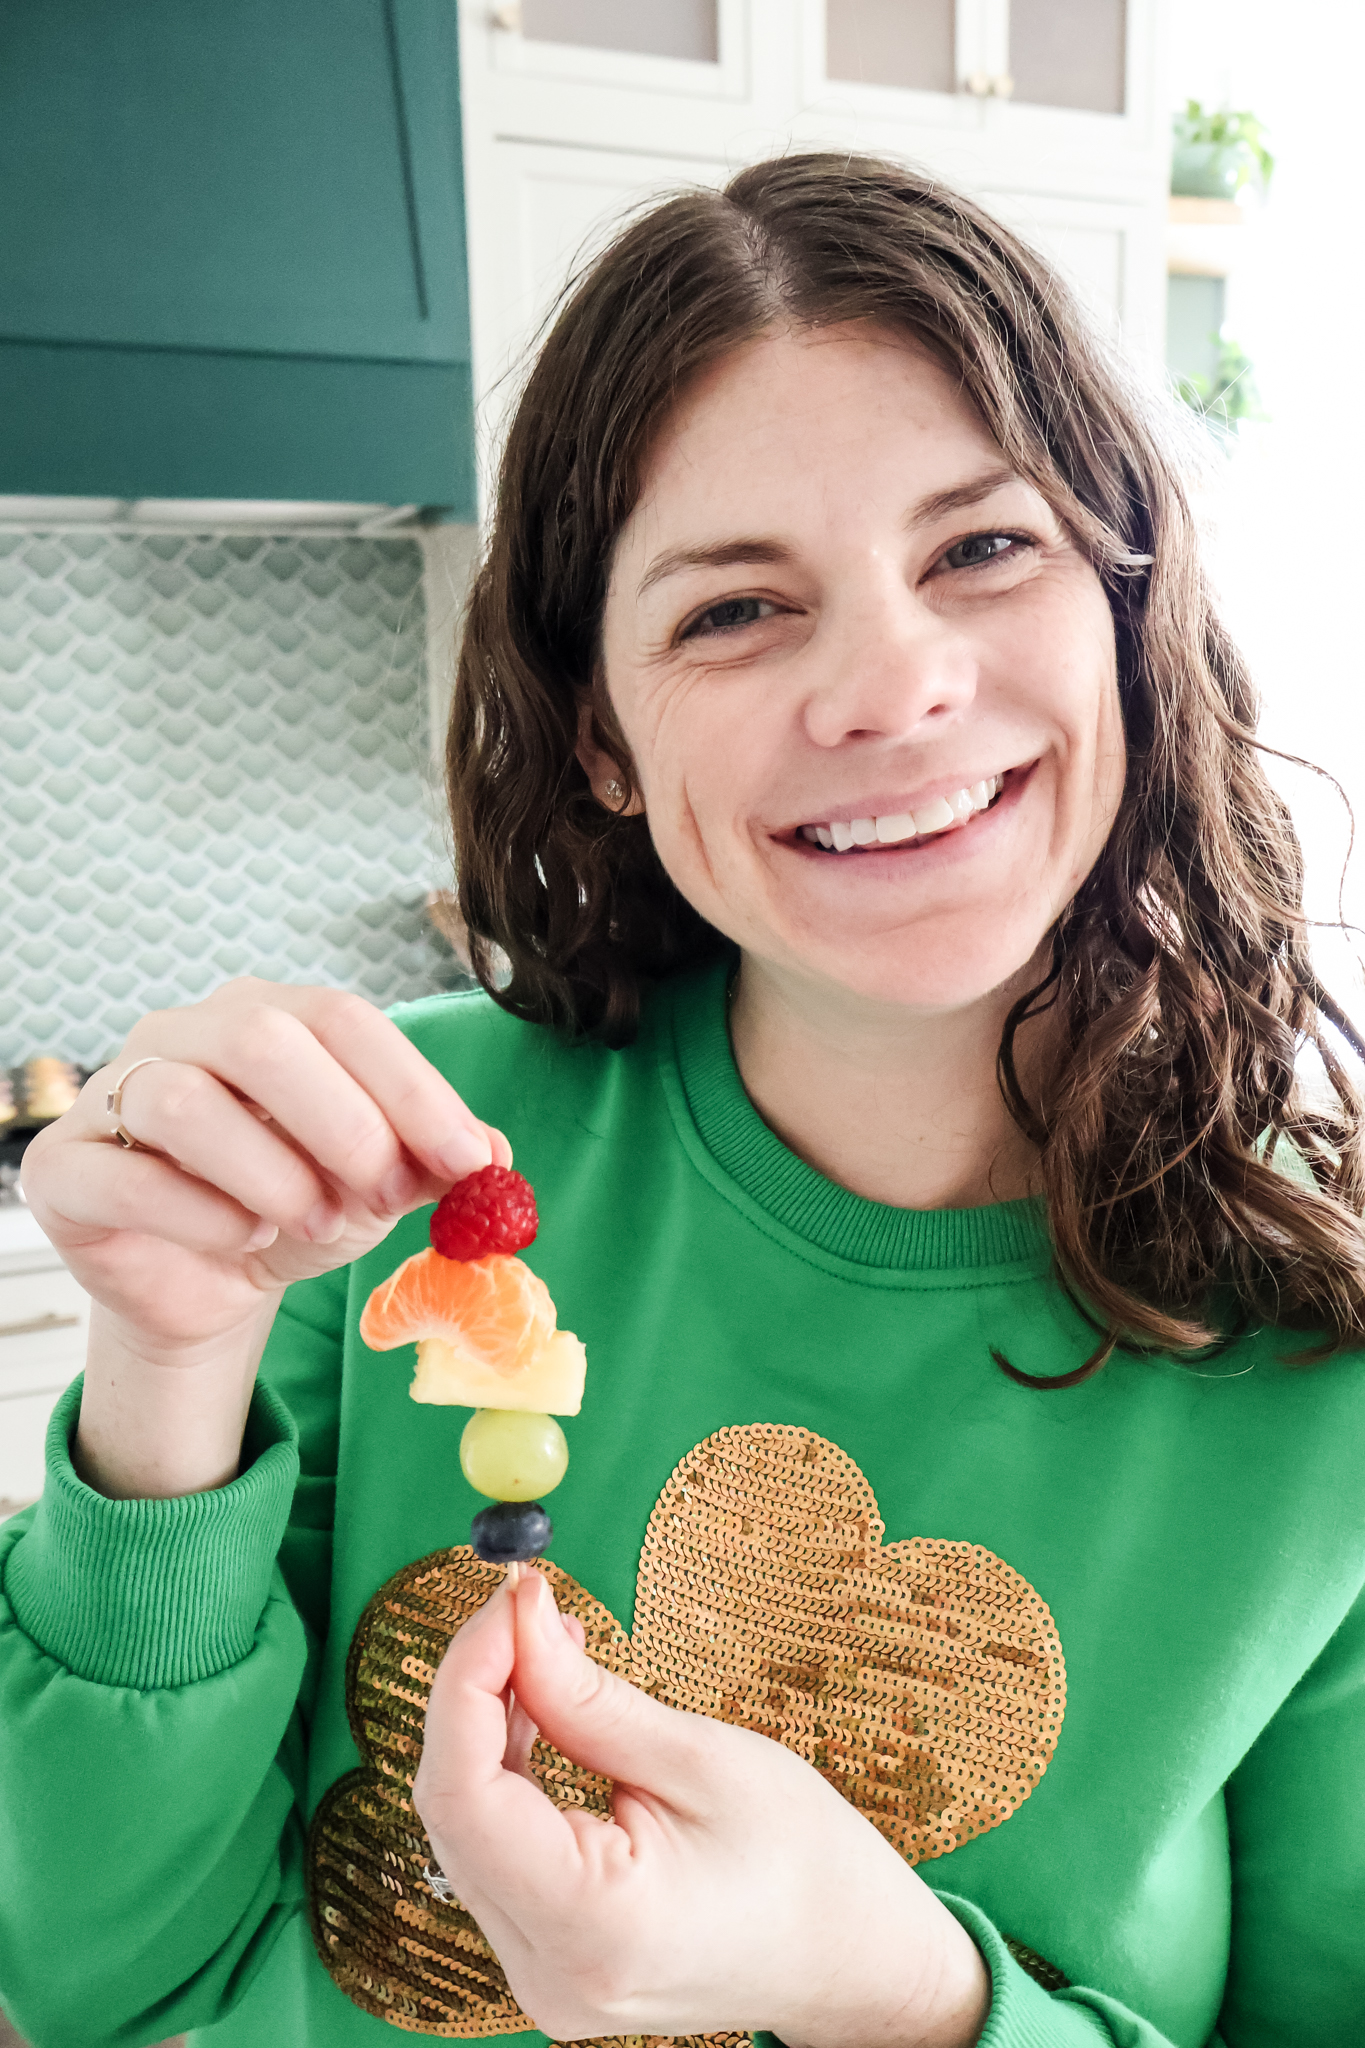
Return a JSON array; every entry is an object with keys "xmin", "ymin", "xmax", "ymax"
[{"xmin": 574, "ymin": 691, "xmax": 644, "ymax": 816}]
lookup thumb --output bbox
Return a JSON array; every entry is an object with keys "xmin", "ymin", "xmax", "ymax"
[{"xmin": 510, "ymin": 1568, "xmax": 711, "ymax": 1806}]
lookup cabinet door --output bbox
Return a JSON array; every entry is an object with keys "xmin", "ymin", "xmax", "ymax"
[
  {"xmin": 980, "ymin": 189, "xmax": 1164, "ymax": 357},
  {"xmin": 470, "ymin": 141, "xmax": 732, "ymax": 461},
  {"xmin": 519, "ymin": 0, "xmax": 719, "ymax": 62},
  {"xmin": 824, "ymin": 0, "xmax": 957, "ymax": 96},
  {"xmin": 821, "ymin": 1, "xmax": 1126, "ymax": 115},
  {"xmin": 0, "ymin": 0, "xmax": 469, "ymax": 365},
  {"xmin": 0, "ymin": 1392, "xmax": 65, "ymax": 1516},
  {"xmin": 0, "ymin": 1261, "xmax": 89, "ymax": 1516},
  {"xmin": 468, "ymin": 0, "xmax": 769, "ymax": 160},
  {"xmin": 802, "ymin": 0, "xmax": 1163, "ymax": 164},
  {"xmin": 805, "ymin": 0, "xmax": 982, "ymax": 133},
  {"xmin": 1007, "ymin": 0, "xmax": 1125, "ymax": 113}
]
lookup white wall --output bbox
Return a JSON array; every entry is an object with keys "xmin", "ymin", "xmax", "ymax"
[{"xmin": 1171, "ymin": 2, "xmax": 1365, "ymax": 1014}]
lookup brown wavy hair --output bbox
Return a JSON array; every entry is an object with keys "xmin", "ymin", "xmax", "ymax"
[{"xmin": 447, "ymin": 150, "xmax": 1365, "ymax": 1381}]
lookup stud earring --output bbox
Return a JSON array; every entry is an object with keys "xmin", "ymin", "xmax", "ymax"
[{"xmin": 604, "ymin": 779, "xmax": 625, "ymax": 803}]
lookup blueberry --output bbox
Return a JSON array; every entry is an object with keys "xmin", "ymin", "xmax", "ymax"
[{"xmin": 471, "ymin": 1499, "xmax": 553, "ymax": 1563}]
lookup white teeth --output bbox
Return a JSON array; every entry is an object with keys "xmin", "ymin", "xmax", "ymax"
[
  {"xmin": 806, "ymin": 774, "xmax": 1005, "ymax": 851},
  {"xmin": 911, "ymin": 795, "xmax": 956, "ymax": 834}
]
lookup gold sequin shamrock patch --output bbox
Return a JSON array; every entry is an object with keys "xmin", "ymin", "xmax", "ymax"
[{"xmin": 308, "ymin": 1423, "xmax": 1068, "ymax": 2037}]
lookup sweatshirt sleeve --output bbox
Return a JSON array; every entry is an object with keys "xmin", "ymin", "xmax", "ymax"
[
  {"xmin": 0, "ymin": 1268, "xmax": 347, "ymax": 2048},
  {"xmin": 927, "ymin": 1895, "xmax": 1204, "ymax": 2047}
]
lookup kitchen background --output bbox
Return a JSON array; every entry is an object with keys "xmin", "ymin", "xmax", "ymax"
[
  {"xmin": 0, "ymin": 1, "xmax": 1358, "ymax": 1546},
  {"xmin": 0, "ymin": 526, "xmax": 449, "ymax": 1077}
]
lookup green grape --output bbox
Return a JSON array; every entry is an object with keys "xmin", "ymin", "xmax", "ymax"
[{"xmin": 459, "ymin": 1408, "xmax": 569, "ymax": 1502}]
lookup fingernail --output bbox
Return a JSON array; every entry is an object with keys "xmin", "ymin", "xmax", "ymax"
[
  {"xmin": 437, "ymin": 1128, "xmax": 493, "ymax": 1180},
  {"xmin": 534, "ymin": 1575, "xmax": 560, "ymax": 1640},
  {"xmin": 246, "ymin": 1218, "xmax": 279, "ymax": 1252},
  {"xmin": 378, "ymin": 1161, "xmax": 422, "ymax": 1214},
  {"xmin": 304, "ymin": 1201, "xmax": 346, "ymax": 1243}
]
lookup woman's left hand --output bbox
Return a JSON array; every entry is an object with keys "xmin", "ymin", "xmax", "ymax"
[{"xmin": 412, "ymin": 1568, "xmax": 992, "ymax": 2048}]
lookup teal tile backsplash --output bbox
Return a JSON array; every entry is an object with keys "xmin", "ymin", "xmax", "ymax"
[{"xmin": 0, "ymin": 528, "xmax": 454, "ymax": 1069}]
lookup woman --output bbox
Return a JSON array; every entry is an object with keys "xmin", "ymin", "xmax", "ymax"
[{"xmin": 3, "ymin": 154, "xmax": 1363, "ymax": 2048}]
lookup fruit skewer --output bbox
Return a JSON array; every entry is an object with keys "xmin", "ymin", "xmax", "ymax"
[{"xmin": 359, "ymin": 1166, "xmax": 586, "ymax": 1562}]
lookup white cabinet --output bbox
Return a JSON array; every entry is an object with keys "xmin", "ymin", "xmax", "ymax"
[
  {"xmin": 457, "ymin": 0, "xmax": 1171, "ymax": 496},
  {"xmin": 0, "ymin": 1209, "xmax": 88, "ymax": 1518}
]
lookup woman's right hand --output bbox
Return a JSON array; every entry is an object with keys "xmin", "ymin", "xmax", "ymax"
[{"xmin": 23, "ymin": 978, "xmax": 505, "ymax": 1355}]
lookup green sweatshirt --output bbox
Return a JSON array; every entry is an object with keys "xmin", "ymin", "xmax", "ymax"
[{"xmin": 3, "ymin": 954, "xmax": 1365, "ymax": 2048}]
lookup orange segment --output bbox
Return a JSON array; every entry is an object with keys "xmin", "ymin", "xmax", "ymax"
[
  {"xmin": 361, "ymin": 1249, "xmax": 553, "ymax": 1374},
  {"xmin": 359, "ymin": 1248, "xmax": 587, "ymax": 1415}
]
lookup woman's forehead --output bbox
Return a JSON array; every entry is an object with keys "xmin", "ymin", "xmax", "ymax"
[
  {"xmin": 610, "ymin": 332, "xmax": 1045, "ymax": 597},
  {"xmin": 656, "ymin": 321, "xmax": 982, "ymax": 458}
]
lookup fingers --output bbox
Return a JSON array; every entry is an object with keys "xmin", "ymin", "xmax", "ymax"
[
  {"xmin": 98, "ymin": 996, "xmax": 483, "ymax": 1207},
  {"xmin": 507, "ymin": 1571, "xmax": 710, "ymax": 1808},
  {"xmin": 25, "ymin": 1127, "xmax": 286, "ymax": 1259},
  {"xmin": 75, "ymin": 1060, "xmax": 353, "ymax": 1245},
  {"xmin": 415, "ymin": 1575, "xmax": 592, "ymax": 1899},
  {"xmin": 501, "ymin": 1610, "xmax": 585, "ymax": 1780},
  {"xmin": 227, "ymin": 981, "xmax": 498, "ymax": 1184},
  {"xmin": 503, "ymin": 1694, "xmax": 539, "ymax": 1778}
]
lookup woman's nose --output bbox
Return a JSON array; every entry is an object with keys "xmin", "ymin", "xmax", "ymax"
[{"xmin": 801, "ymin": 584, "xmax": 979, "ymax": 748}]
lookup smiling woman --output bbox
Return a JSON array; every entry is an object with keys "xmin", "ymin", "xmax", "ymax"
[
  {"xmin": 5, "ymin": 152, "xmax": 1365, "ymax": 2048},
  {"xmin": 451, "ymin": 154, "xmax": 1365, "ymax": 1375}
]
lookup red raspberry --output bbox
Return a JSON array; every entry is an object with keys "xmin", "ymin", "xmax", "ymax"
[{"xmin": 429, "ymin": 1165, "xmax": 539, "ymax": 1262}]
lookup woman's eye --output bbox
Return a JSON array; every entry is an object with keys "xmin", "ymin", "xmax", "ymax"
[
  {"xmin": 941, "ymin": 532, "xmax": 1024, "ymax": 570},
  {"xmin": 682, "ymin": 595, "xmax": 777, "ymax": 639}
]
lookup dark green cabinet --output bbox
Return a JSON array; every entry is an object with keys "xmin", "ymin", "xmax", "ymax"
[{"xmin": 0, "ymin": 0, "xmax": 474, "ymax": 512}]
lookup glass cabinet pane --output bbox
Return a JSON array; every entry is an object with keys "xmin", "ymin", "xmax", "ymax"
[
  {"xmin": 825, "ymin": 0, "xmax": 956, "ymax": 94},
  {"xmin": 1008, "ymin": 0, "xmax": 1125, "ymax": 113},
  {"xmin": 520, "ymin": 0, "xmax": 718, "ymax": 62}
]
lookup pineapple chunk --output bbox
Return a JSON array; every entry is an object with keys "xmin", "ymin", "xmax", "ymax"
[{"xmin": 409, "ymin": 1328, "xmax": 587, "ymax": 1415}]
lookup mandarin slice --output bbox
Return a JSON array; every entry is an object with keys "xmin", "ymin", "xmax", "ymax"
[{"xmin": 359, "ymin": 1247, "xmax": 587, "ymax": 1415}]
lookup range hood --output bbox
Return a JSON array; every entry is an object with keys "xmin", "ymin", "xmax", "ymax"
[{"xmin": 0, "ymin": 496, "xmax": 426, "ymax": 535}]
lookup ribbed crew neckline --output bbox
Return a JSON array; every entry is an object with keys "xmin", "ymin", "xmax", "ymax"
[{"xmin": 661, "ymin": 954, "xmax": 1052, "ymax": 1274}]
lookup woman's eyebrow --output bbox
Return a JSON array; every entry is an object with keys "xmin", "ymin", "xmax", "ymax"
[
  {"xmin": 634, "ymin": 466, "xmax": 1024, "ymax": 600},
  {"xmin": 636, "ymin": 537, "xmax": 793, "ymax": 600},
  {"xmin": 904, "ymin": 465, "xmax": 1023, "ymax": 530}
]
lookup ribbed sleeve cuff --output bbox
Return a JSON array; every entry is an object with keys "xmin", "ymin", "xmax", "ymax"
[
  {"xmin": 933, "ymin": 1892, "xmax": 1109, "ymax": 2046},
  {"xmin": 2, "ymin": 1374, "xmax": 299, "ymax": 1691}
]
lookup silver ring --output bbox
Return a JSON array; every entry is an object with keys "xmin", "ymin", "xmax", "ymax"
[
  {"xmin": 423, "ymin": 1862, "xmax": 457, "ymax": 1903},
  {"xmin": 106, "ymin": 1054, "xmax": 165, "ymax": 1150}
]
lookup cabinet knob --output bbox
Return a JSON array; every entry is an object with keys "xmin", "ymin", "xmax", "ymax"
[
  {"xmin": 490, "ymin": 2, "xmax": 521, "ymax": 29},
  {"xmin": 963, "ymin": 70, "xmax": 1014, "ymax": 98}
]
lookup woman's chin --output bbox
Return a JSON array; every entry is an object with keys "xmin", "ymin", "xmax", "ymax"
[{"xmin": 755, "ymin": 933, "xmax": 1054, "ymax": 1016}]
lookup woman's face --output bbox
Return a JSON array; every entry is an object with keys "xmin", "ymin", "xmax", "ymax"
[{"xmin": 594, "ymin": 323, "xmax": 1126, "ymax": 1014}]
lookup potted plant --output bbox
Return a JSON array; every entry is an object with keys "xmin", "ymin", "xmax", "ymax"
[
  {"xmin": 1171, "ymin": 102, "xmax": 1274, "ymax": 201},
  {"xmin": 1175, "ymin": 335, "xmax": 1267, "ymax": 439}
]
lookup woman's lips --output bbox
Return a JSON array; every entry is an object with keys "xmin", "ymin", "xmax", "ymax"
[{"xmin": 785, "ymin": 763, "xmax": 1032, "ymax": 856}]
